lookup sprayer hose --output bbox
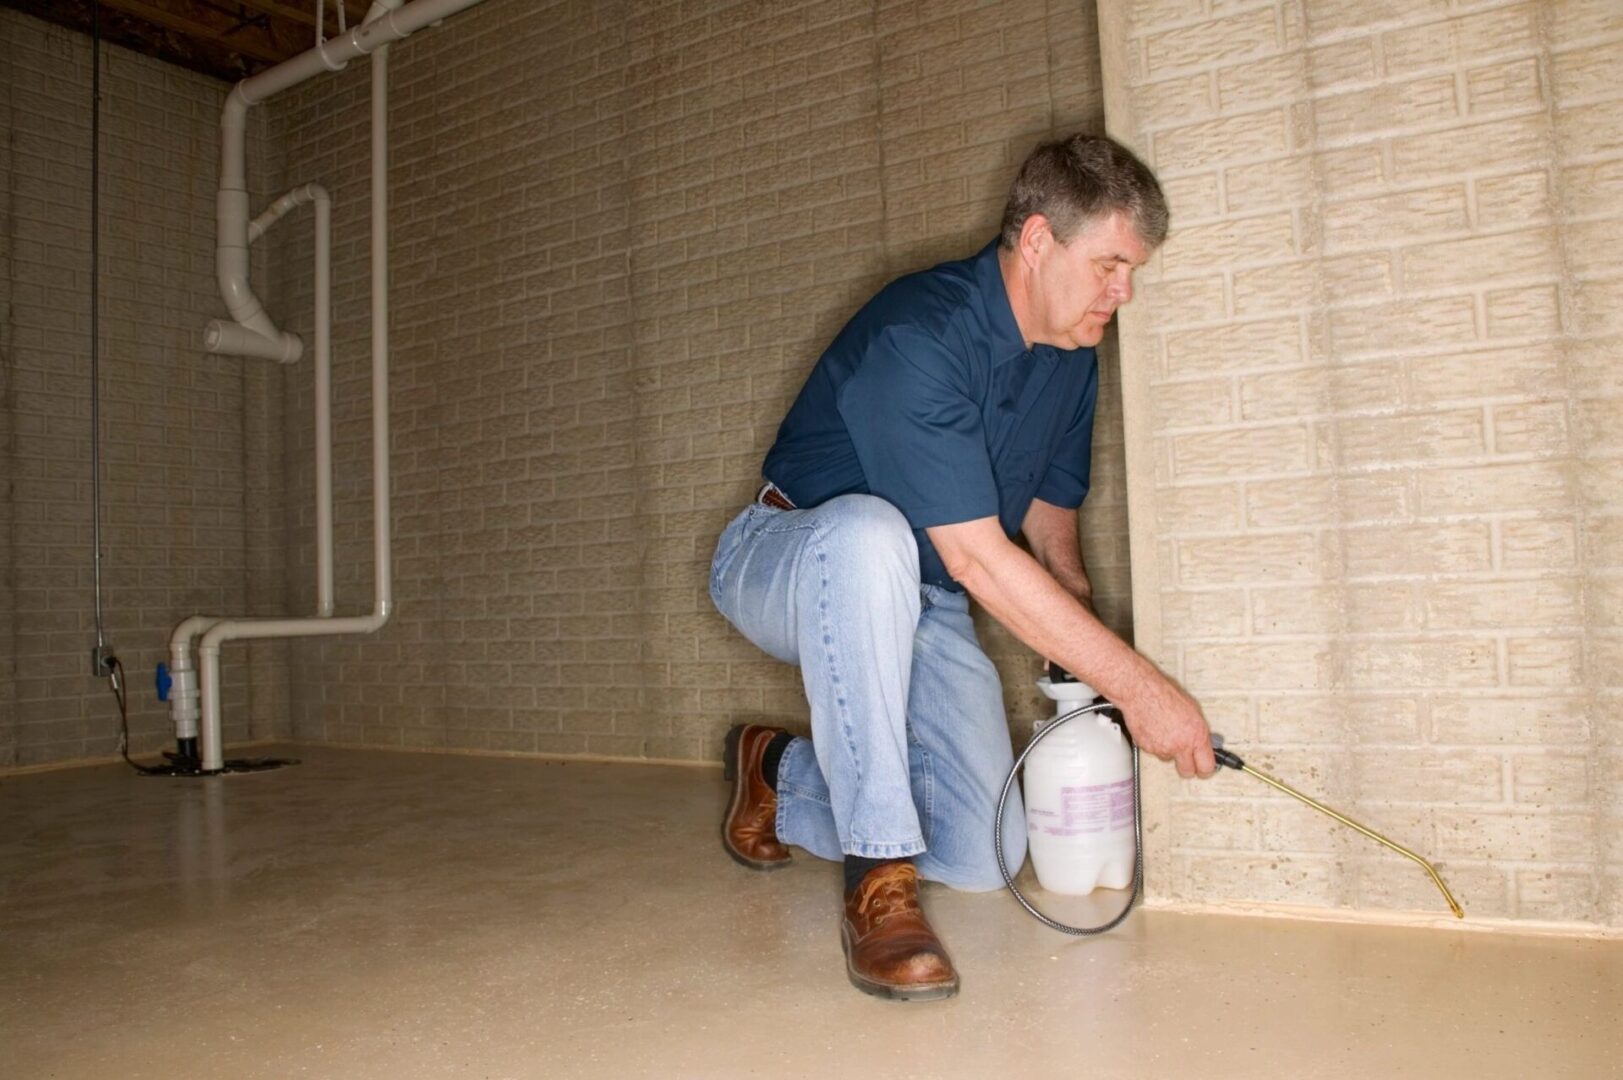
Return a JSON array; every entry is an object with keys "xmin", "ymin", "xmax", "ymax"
[{"xmin": 994, "ymin": 700, "xmax": 1143, "ymax": 936}]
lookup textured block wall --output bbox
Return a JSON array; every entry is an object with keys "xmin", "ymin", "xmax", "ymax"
[
  {"xmin": 270, "ymin": 0, "xmax": 1121, "ymax": 758},
  {"xmin": 0, "ymin": 10, "xmax": 289, "ymax": 767},
  {"xmin": 1100, "ymin": 0, "xmax": 1622, "ymax": 927}
]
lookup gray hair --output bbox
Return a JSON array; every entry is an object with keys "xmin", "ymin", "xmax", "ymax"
[{"xmin": 998, "ymin": 134, "xmax": 1169, "ymax": 251}]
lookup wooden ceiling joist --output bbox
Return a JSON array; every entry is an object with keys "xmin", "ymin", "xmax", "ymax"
[
  {"xmin": 104, "ymin": 0, "xmax": 289, "ymax": 65},
  {"xmin": 233, "ymin": 0, "xmax": 358, "ymax": 40},
  {"xmin": 1, "ymin": 0, "xmax": 372, "ymax": 82}
]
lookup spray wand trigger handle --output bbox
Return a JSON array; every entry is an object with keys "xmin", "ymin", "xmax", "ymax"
[
  {"xmin": 1046, "ymin": 660, "xmax": 1079, "ymax": 684},
  {"xmin": 1208, "ymin": 733, "xmax": 1245, "ymax": 770}
]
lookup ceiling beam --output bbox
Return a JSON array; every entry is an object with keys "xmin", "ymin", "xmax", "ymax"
[
  {"xmin": 98, "ymin": 0, "xmax": 287, "ymax": 65},
  {"xmin": 1, "ymin": 0, "xmax": 381, "ymax": 82},
  {"xmin": 1, "ymin": 0, "xmax": 259, "ymax": 81},
  {"xmin": 229, "ymin": 0, "xmax": 368, "ymax": 39}
]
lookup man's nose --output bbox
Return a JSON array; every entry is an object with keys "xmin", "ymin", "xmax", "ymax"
[{"xmin": 1108, "ymin": 268, "xmax": 1133, "ymax": 305}]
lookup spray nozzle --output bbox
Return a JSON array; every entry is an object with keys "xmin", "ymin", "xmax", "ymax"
[{"xmin": 1209, "ymin": 732, "xmax": 1244, "ymax": 770}]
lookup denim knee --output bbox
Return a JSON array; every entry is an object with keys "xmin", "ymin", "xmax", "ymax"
[{"xmin": 817, "ymin": 494, "xmax": 919, "ymax": 582}]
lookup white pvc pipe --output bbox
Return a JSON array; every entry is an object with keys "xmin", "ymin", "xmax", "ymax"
[
  {"xmin": 367, "ymin": 37, "xmax": 395, "ymax": 617},
  {"xmin": 210, "ymin": 0, "xmax": 485, "ymax": 361},
  {"xmin": 195, "ymin": 39, "xmax": 400, "ymax": 772},
  {"xmin": 248, "ymin": 183, "xmax": 336, "ymax": 614},
  {"xmin": 169, "ymin": 183, "xmax": 337, "ymax": 749},
  {"xmin": 179, "ymin": 0, "xmax": 486, "ymax": 769},
  {"xmin": 313, "ymin": 192, "xmax": 334, "ymax": 616},
  {"xmin": 166, "ymin": 615, "xmax": 221, "ymax": 744},
  {"xmin": 247, "ymin": 182, "xmax": 324, "ymax": 240},
  {"xmin": 204, "ymin": 319, "xmax": 302, "ymax": 362}
]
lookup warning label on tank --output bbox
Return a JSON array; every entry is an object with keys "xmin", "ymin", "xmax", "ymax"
[{"xmin": 1037, "ymin": 779, "xmax": 1134, "ymax": 836}]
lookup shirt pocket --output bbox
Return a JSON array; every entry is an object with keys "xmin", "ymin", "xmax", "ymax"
[
  {"xmin": 999, "ymin": 419, "xmax": 1057, "ymax": 483},
  {"xmin": 1001, "ymin": 445, "xmax": 1045, "ymax": 486}
]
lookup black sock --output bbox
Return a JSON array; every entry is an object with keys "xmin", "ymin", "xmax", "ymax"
[
  {"xmin": 844, "ymin": 855, "xmax": 905, "ymax": 895},
  {"xmin": 761, "ymin": 732, "xmax": 793, "ymax": 793}
]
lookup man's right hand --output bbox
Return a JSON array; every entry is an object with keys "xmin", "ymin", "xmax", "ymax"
[{"xmin": 1116, "ymin": 673, "xmax": 1214, "ymax": 779}]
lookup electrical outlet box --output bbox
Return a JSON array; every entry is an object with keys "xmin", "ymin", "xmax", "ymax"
[{"xmin": 91, "ymin": 644, "xmax": 116, "ymax": 677}]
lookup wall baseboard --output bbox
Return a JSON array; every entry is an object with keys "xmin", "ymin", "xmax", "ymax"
[
  {"xmin": 0, "ymin": 738, "xmax": 728, "ymax": 777},
  {"xmin": 0, "ymin": 739, "xmax": 283, "ymax": 777},
  {"xmin": 300, "ymin": 738, "xmax": 726, "ymax": 771},
  {"xmin": 1144, "ymin": 895, "xmax": 1620, "ymax": 941}
]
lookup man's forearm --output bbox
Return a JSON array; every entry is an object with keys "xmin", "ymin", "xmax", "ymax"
[
  {"xmin": 1022, "ymin": 500, "xmax": 1092, "ymax": 609},
  {"xmin": 931, "ymin": 516, "xmax": 1214, "ymax": 776},
  {"xmin": 1032, "ymin": 544, "xmax": 1092, "ymax": 608},
  {"xmin": 944, "ymin": 527, "xmax": 1153, "ymax": 704}
]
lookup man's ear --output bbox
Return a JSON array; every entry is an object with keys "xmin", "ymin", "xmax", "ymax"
[{"xmin": 1018, "ymin": 213, "xmax": 1053, "ymax": 265}]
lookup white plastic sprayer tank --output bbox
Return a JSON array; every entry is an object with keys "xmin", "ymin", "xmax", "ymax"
[{"xmin": 1022, "ymin": 676, "xmax": 1136, "ymax": 895}]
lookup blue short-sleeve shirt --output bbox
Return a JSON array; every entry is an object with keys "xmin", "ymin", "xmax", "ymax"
[{"xmin": 762, "ymin": 239, "xmax": 1100, "ymax": 590}]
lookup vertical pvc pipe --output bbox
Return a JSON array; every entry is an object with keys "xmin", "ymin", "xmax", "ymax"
[
  {"xmin": 314, "ymin": 194, "xmax": 334, "ymax": 616},
  {"xmin": 167, "ymin": 615, "xmax": 221, "ymax": 745},
  {"xmin": 199, "ymin": 642, "xmax": 224, "ymax": 771},
  {"xmin": 370, "ymin": 42, "xmax": 394, "ymax": 619},
  {"xmin": 244, "ymin": 184, "xmax": 334, "ymax": 613}
]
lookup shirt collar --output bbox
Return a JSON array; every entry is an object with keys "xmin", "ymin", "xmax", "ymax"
[{"xmin": 972, "ymin": 238, "xmax": 1031, "ymax": 365}]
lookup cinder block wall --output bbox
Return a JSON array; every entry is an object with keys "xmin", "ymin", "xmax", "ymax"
[
  {"xmin": 0, "ymin": 10, "xmax": 290, "ymax": 767},
  {"xmin": 1101, "ymin": 0, "xmax": 1622, "ymax": 928},
  {"xmin": 270, "ymin": 0, "xmax": 1126, "ymax": 757}
]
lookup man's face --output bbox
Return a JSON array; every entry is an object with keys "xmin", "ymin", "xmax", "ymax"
[{"xmin": 1026, "ymin": 211, "xmax": 1149, "ymax": 350}]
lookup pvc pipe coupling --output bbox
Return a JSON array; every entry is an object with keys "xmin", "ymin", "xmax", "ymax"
[{"xmin": 161, "ymin": 662, "xmax": 201, "ymax": 740}]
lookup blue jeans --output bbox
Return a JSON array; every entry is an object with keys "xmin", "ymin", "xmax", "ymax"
[{"xmin": 709, "ymin": 493, "xmax": 1026, "ymax": 891}]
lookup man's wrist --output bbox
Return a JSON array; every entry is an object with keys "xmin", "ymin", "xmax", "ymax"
[{"xmin": 1108, "ymin": 651, "xmax": 1168, "ymax": 711}]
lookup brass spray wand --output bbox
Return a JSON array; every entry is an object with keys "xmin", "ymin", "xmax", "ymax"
[{"xmin": 1212, "ymin": 742, "xmax": 1465, "ymax": 919}]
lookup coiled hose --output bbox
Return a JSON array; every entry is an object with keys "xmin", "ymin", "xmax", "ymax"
[{"xmin": 994, "ymin": 699, "xmax": 1143, "ymax": 936}]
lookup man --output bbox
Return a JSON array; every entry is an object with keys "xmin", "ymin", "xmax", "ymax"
[{"xmin": 708, "ymin": 134, "xmax": 1216, "ymax": 1002}]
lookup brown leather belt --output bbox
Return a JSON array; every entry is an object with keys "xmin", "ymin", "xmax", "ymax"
[{"xmin": 758, "ymin": 482, "xmax": 796, "ymax": 511}]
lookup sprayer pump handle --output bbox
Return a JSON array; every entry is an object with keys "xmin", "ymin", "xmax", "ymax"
[{"xmin": 1046, "ymin": 660, "xmax": 1079, "ymax": 684}]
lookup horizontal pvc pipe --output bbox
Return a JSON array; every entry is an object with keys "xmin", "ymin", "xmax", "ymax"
[
  {"xmin": 218, "ymin": 0, "xmax": 485, "ymax": 185},
  {"xmin": 198, "ymin": 615, "xmax": 391, "ymax": 770}
]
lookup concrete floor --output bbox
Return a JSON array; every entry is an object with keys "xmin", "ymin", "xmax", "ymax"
[{"xmin": 1, "ymin": 747, "xmax": 1617, "ymax": 1079}]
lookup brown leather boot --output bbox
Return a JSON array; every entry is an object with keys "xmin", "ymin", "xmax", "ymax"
[
  {"xmin": 841, "ymin": 862, "xmax": 959, "ymax": 1001},
  {"xmin": 721, "ymin": 724, "xmax": 791, "ymax": 870}
]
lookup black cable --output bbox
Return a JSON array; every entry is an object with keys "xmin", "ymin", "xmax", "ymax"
[
  {"xmin": 995, "ymin": 700, "xmax": 1144, "ymax": 936},
  {"xmin": 110, "ymin": 658, "xmax": 172, "ymax": 775}
]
